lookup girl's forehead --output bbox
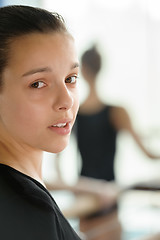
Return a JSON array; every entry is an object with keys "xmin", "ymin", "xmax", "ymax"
[
  {"xmin": 4, "ymin": 32, "xmax": 78, "ymax": 79},
  {"xmin": 10, "ymin": 32, "xmax": 73, "ymax": 51},
  {"xmin": 8, "ymin": 32, "xmax": 76, "ymax": 64}
]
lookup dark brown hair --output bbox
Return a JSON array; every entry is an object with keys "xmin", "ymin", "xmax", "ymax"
[
  {"xmin": 81, "ymin": 45, "xmax": 101, "ymax": 76},
  {"xmin": 0, "ymin": 5, "xmax": 67, "ymax": 87}
]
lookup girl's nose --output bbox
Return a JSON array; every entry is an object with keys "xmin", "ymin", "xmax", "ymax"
[{"xmin": 53, "ymin": 84, "xmax": 74, "ymax": 111}]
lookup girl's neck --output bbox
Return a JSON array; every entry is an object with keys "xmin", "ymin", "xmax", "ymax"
[
  {"xmin": 80, "ymin": 83, "xmax": 105, "ymax": 114},
  {"xmin": 0, "ymin": 140, "xmax": 44, "ymax": 184}
]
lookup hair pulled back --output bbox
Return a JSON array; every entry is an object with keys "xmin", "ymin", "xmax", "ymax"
[
  {"xmin": 81, "ymin": 45, "xmax": 101, "ymax": 76},
  {"xmin": 0, "ymin": 5, "xmax": 67, "ymax": 87}
]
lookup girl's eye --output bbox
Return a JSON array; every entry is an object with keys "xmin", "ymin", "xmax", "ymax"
[
  {"xmin": 65, "ymin": 76, "xmax": 78, "ymax": 84},
  {"xmin": 30, "ymin": 81, "xmax": 46, "ymax": 89}
]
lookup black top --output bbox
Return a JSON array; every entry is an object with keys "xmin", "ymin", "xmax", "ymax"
[
  {"xmin": 75, "ymin": 106, "xmax": 117, "ymax": 181},
  {"xmin": 0, "ymin": 164, "xmax": 81, "ymax": 240}
]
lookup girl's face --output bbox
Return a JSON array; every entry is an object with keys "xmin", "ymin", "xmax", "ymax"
[{"xmin": 0, "ymin": 32, "xmax": 79, "ymax": 153}]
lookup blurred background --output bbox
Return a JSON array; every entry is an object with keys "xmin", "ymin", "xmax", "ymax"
[{"xmin": 42, "ymin": 0, "xmax": 160, "ymax": 187}]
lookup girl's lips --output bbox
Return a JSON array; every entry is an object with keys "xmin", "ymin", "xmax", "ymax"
[{"xmin": 48, "ymin": 122, "xmax": 72, "ymax": 135}]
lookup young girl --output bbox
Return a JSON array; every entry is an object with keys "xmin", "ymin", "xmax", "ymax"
[
  {"xmin": 0, "ymin": 5, "xmax": 81, "ymax": 240},
  {"xmin": 76, "ymin": 45, "xmax": 160, "ymax": 182}
]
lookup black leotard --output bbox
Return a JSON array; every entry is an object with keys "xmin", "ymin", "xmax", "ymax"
[
  {"xmin": 75, "ymin": 106, "xmax": 117, "ymax": 181},
  {"xmin": 0, "ymin": 164, "xmax": 81, "ymax": 240}
]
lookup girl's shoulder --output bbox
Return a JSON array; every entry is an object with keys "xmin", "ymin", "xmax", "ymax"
[{"xmin": 109, "ymin": 105, "xmax": 130, "ymax": 130}]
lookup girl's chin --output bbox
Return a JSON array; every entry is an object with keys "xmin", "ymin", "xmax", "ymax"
[{"xmin": 45, "ymin": 143, "xmax": 69, "ymax": 154}]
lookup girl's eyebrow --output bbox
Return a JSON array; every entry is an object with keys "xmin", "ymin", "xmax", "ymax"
[
  {"xmin": 22, "ymin": 62, "xmax": 79, "ymax": 78},
  {"xmin": 22, "ymin": 67, "xmax": 51, "ymax": 77}
]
